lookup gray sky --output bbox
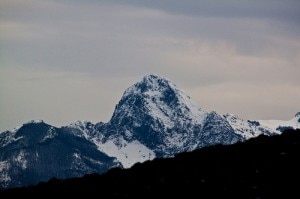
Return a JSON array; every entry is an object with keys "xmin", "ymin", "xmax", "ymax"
[{"xmin": 1, "ymin": 0, "xmax": 300, "ymax": 132}]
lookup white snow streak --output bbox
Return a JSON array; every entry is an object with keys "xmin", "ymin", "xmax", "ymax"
[
  {"xmin": 0, "ymin": 161, "xmax": 11, "ymax": 188},
  {"xmin": 42, "ymin": 127, "xmax": 57, "ymax": 141},
  {"xmin": 13, "ymin": 150, "xmax": 27, "ymax": 170}
]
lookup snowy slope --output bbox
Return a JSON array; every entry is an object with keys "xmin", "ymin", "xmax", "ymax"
[
  {"xmin": 66, "ymin": 121, "xmax": 155, "ymax": 168},
  {"xmin": 224, "ymin": 114, "xmax": 274, "ymax": 139},
  {"xmin": 258, "ymin": 112, "xmax": 300, "ymax": 133},
  {"xmin": 93, "ymin": 136, "xmax": 155, "ymax": 168}
]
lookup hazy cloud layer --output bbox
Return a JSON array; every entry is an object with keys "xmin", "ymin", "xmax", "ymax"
[{"xmin": 0, "ymin": 0, "xmax": 299, "ymax": 131}]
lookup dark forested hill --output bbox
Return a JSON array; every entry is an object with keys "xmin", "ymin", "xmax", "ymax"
[{"xmin": 2, "ymin": 129, "xmax": 299, "ymax": 198}]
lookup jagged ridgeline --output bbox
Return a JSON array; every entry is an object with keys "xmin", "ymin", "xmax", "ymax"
[
  {"xmin": 1, "ymin": 74, "xmax": 299, "ymax": 189},
  {"xmin": 2, "ymin": 129, "xmax": 300, "ymax": 197}
]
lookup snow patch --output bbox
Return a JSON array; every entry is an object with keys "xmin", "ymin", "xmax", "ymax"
[
  {"xmin": 93, "ymin": 137, "xmax": 155, "ymax": 168},
  {"xmin": 42, "ymin": 127, "xmax": 57, "ymax": 141},
  {"xmin": 68, "ymin": 120, "xmax": 98, "ymax": 140},
  {"xmin": 13, "ymin": 150, "xmax": 27, "ymax": 170},
  {"xmin": 168, "ymin": 81, "xmax": 207, "ymax": 124},
  {"xmin": 73, "ymin": 153, "xmax": 81, "ymax": 159},
  {"xmin": 72, "ymin": 152, "xmax": 103, "ymax": 170},
  {"xmin": 0, "ymin": 133, "xmax": 23, "ymax": 148},
  {"xmin": 0, "ymin": 161, "xmax": 11, "ymax": 188},
  {"xmin": 71, "ymin": 152, "xmax": 86, "ymax": 170},
  {"xmin": 224, "ymin": 114, "xmax": 264, "ymax": 139},
  {"xmin": 144, "ymin": 94, "xmax": 174, "ymax": 129},
  {"xmin": 10, "ymin": 125, "xmax": 22, "ymax": 134},
  {"xmin": 259, "ymin": 116, "xmax": 300, "ymax": 133},
  {"xmin": 164, "ymin": 133, "xmax": 186, "ymax": 149},
  {"xmin": 85, "ymin": 157, "xmax": 103, "ymax": 167},
  {"xmin": 24, "ymin": 120, "xmax": 44, "ymax": 124}
]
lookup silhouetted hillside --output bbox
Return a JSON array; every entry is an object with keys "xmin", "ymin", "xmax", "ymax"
[{"xmin": 2, "ymin": 129, "xmax": 300, "ymax": 198}]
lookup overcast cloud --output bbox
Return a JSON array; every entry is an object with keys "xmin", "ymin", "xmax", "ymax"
[{"xmin": 0, "ymin": 0, "xmax": 299, "ymax": 131}]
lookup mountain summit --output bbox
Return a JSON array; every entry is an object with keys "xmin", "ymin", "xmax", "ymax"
[
  {"xmin": 0, "ymin": 74, "xmax": 298, "ymax": 189},
  {"xmin": 98, "ymin": 74, "xmax": 242, "ymax": 160},
  {"xmin": 107, "ymin": 74, "xmax": 209, "ymax": 152},
  {"xmin": 112, "ymin": 74, "xmax": 207, "ymax": 128}
]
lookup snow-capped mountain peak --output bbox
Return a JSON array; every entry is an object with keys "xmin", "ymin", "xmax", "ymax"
[
  {"xmin": 122, "ymin": 74, "xmax": 175, "ymax": 98},
  {"xmin": 104, "ymin": 75, "xmax": 238, "ymax": 158},
  {"xmin": 25, "ymin": 120, "xmax": 44, "ymax": 124},
  {"xmin": 1, "ymin": 74, "xmax": 298, "ymax": 190},
  {"xmin": 111, "ymin": 74, "xmax": 207, "ymax": 130}
]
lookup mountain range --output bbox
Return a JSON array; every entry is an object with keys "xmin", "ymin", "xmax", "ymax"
[
  {"xmin": 1, "ymin": 74, "xmax": 299, "ymax": 189},
  {"xmin": 2, "ymin": 129, "xmax": 300, "ymax": 197}
]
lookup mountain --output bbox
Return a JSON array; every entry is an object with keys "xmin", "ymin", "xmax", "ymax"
[
  {"xmin": 96, "ymin": 75, "xmax": 243, "ymax": 162},
  {"xmin": 258, "ymin": 112, "xmax": 300, "ymax": 133},
  {"xmin": 2, "ymin": 129, "xmax": 300, "ymax": 197},
  {"xmin": 0, "ymin": 74, "xmax": 299, "ymax": 189},
  {"xmin": 224, "ymin": 112, "xmax": 300, "ymax": 138},
  {"xmin": 224, "ymin": 114, "xmax": 274, "ymax": 139},
  {"xmin": 0, "ymin": 120, "xmax": 121, "ymax": 189}
]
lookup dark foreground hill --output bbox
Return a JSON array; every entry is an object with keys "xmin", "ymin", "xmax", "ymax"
[{"xmin": 2, "ymin": 129, "xmax": 300, "ymax": 198}]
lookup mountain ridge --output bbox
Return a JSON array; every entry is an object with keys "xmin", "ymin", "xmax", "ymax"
[
  {"xmin": 2, "ymin": 129, "xmax": 299, "ymax": 197},
  {"xmin": 1, "ymin": 74, "xmax": 299, "ymax": 189}
]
